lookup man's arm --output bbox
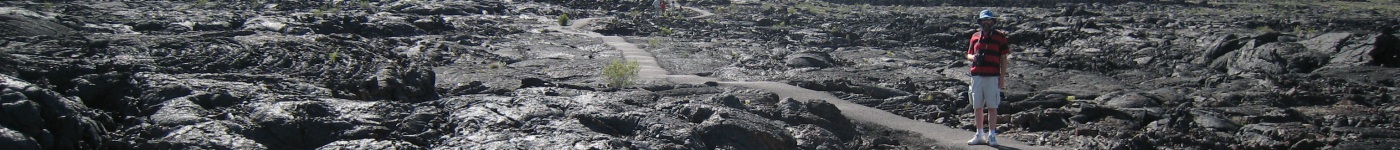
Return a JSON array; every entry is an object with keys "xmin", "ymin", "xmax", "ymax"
[
  {"xmin": 999, "ymin": 34, "xmax": 1011, "ymax": 88},
  {"xmin": 999, "ymin": 54, "xmax": 1009, "ymax": 88}
]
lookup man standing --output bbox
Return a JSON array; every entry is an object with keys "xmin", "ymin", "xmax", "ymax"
[
  {"xmin": 656, "ymin": 0, "xmax": 667, "ymax": 12},
  {"xmin": 966, "ymin": 9, "xmax": 1010, "ymax": 146}
]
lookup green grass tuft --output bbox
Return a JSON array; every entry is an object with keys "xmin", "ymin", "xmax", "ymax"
[
  {"xmin": 488, "ymin": 61, "xmax": 506, "ymax": 69},
  {"xmin": 1255, "ymin": 26, "xmax": 1275, "ymax": 33},
  {"xmin": 603, "ymin": 59, "xmax": 640, "ymax": 88},
  {"xmin": 658, "ymin": 26, "xmax": 673, "ymax": 35},
  {"xmin": 328, "ymin": 50, "xmax": 339, "ymax": 63},
  {"xmin": 42, "ymin": 2, "xmax": 55, "ymax": 11},
  {"xmin": 648, "ymin": 38, "xmax": 662, "ymax": 47},
  {"xmin": 558, "ymin": 14, "xmax": 570, "ymax": 26}
]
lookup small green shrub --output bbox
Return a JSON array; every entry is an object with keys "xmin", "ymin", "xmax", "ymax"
[
  {"xmin": 648, "ymin": 38, "xmax": 661, "ymax": 47},
  {"xmin": 558, "ymin": 14, "xmax": 570, "ymax": 26},
  {"xmin": 1294, "ymin": 25, "xmax": 1318, "ymax": 35},
  {"xmin": 247, "ymin": 0, "xmax": 263, "ymax": 10},
  {"xmin": 658, "ymin": 26, "xmax": 673, "ymax": 35},
  {"xmin": 488, "ymin": 61, "xmax": 506, "ymax": 69},
  {"xmin": 313, "ymin": 8, "xmax": 325, "ymax": 17},
  {"xmin": 42, "ymin": 2, "xmax": 54, "ymax": 11},
  {"xmin": 603, "ymin": 59, "xmax": 640, "ymax": 88},
  {"xmin": 920, "ymin": 94, "xmax": 935, "ymax": 102},
  {"xmin": 328, "ymin": 50, "xmax": 340, "ymax": 63},
  {"xmin": 1255, "ymin": 26, "xmax": 1275, "ymax": 33}
]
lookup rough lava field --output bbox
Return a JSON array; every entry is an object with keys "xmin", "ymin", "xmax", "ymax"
[{"xmin": 2, "ymin": 0, "xmax": 1399, "ymax": 149}]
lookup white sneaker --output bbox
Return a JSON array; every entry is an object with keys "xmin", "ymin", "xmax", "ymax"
[
  {"xmin": 986, "ymin": 133, "xmax": 999, "ymax": 146},
  {"xmin": 966, "ymin": 133, "xmax": 987, "ymax": 145}
]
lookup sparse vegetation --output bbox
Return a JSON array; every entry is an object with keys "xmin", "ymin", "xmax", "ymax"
[
  {"xmin": 1294, "ymin": 25, "xmax": 1318, "ymax": 35},
  {"xmin": 648, "ymin": 38, "xmax": 662, "ymax": 47},
  {"xmin": 488, "ymin": 61, "xmax": 506, "ymax": 69},
  {"xmin": 245, "ymin": 0, "xmax": 263, "ymax": 10},
  {"xmin": 1255, "ymin": 26, "xmax": 1275, "ymax": 33},
  {"xmin": 558, "ymin": 14, "xmax": 571, "ymax": 26},
  {"xmin": 42, "ymin": 2, "xmax": 55, "ymax": 11},
  {"xmin": 603, "ymin": 59, "xmax": 640, "ymax": 88},
  {"xmin": 308, "ymin": 4, "xmax": 341, "ymax": 17},
  {"xmin": 658, "ymin": 26, "xmax": 673, "ymax": 35},
  {"xmin": 328, "ymin": 50, "xmax": 340, "ymax": 63},
  {"xmin": 728, "ymin": 50, "xmax": 740, "ymax": 59}
]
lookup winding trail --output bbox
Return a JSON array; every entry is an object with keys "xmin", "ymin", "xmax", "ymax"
[
  {"xmin": 681, "ymin": 6, "xmax": 714, "ymax": 19},
  {"xmin": 550, "ymin": 7, "xmax": 1049, "ymax": 150}
]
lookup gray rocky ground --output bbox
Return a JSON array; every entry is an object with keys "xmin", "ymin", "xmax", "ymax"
[{"xmin": 1, "ymin": 0, "xmax": 1398, "ymax": 149}]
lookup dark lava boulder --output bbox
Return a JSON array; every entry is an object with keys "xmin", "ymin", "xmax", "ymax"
[
  {"xmin": 1008, "ymin": 107, "xmax": 1072, "ymax": 132},
  {"xmin": 1300, "ymin": 33, "xmax": 1354, "ymax": 54},
  {"xmin": 1235, "ymin": 122, "xmax": 1325, "ymax": 149},
  {"xmin": 148, "ymin": 97, "xmax": 212, "ymax": 127},
  {"xmin": 156, "ymin": 121, "xmax": 266, "ymax": 149},
  {"xmin": 0, "ymin": 7, "xmax": 77, "ymax": 37},
  {"xmin": 242, "ymin": 16, "xmax": 310, "ymax": 34},
  {"xmin": 357, "ymin": 66, "xmax": 439, "ymax": 102},
  {"xmin": 1330, "ymin": 139, "xmax": 1400, "ymax": 150},
  {"xmin": 318, "ymin": 139, "xmax": 422, "ymax": 150},
  {"xmin": 1097, "ymin": 92, "xmax": 1160, "ymax": 109},
  {"xmin": 695, "ymin": 110, "xmax": 798, "ymax": 150},
  {"xmin": 785, "ymin": 51, "xmax": 838, "ymax": 68},
  {"xmin": 0, "ymin": 126, "xmax": 41, "ymax": 150},
  {"xmin": 1301, "ymin": 32, "xmax": 1400, "ymax": 68},
  {"xmin": 1197, "ymin": 34, "xmax": 1243, "ymax": 64},
  {"xmin": 391, "ymin": 0, "xmax": 506, "ymax": 15},
  {"xmin": 1191, "ymin": 109, "xmax": 1240, "ymax": 131},
  {"xmin": 1, "ymin": 75, "xmax": 107, "ymax": 150},
  {"xmin": 1211, "ymin": 42, "xmax": 1328, "ymax": 74}
]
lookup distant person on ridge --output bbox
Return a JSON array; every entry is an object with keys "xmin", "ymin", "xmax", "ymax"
[
  {"xmin": 965, "ymin": 9, "xmax": 1011, "ymax": 146},
  {"xmin": 655, "ymin": 0, "xmax": 667, "ymax": 12}
]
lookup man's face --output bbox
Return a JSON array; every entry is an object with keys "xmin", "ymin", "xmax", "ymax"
[{"xmin": 978, "ymin": 19, "xmax": 997, "ymax": 27}]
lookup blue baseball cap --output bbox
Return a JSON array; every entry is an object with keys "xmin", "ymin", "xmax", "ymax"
[{"xmin": 978, "ymin": 10, "xmax": 996, "ymax": 20}]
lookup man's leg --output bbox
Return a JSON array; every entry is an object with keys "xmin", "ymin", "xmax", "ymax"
[
  {"xmin": 985, "ymin": 85, "xmax": 1002, "ymax": 146},
  {"xmin": 987, "ymin": 85, "xmax": 1001, "ymax": 132},
  {"xmin": 987, "ymin": 109, "xmax": 997, "ymax": 131},
  {"xmin": 970, "ymin": 79, "xmax": 985, "ymax": 132},
  {"xmin": 973, "ymin": 108, "xmax": 984, "ymax": 131},
  {"xmin": 986, "ymin": 91, "xmax": 999, "ymax": 133},
  {"xmin": 967, "ymin": 76, "xmax": 988, "ymax": 145}
]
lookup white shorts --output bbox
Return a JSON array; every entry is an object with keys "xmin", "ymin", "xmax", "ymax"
[{"xmin": 969, "ymin": 75, "xmax": 1001, "ymax": 109}]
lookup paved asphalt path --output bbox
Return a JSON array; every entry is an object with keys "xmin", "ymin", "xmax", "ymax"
[{"xmin": 547, "ymin": 7, "xmax": 1052, "ymax": 150}]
